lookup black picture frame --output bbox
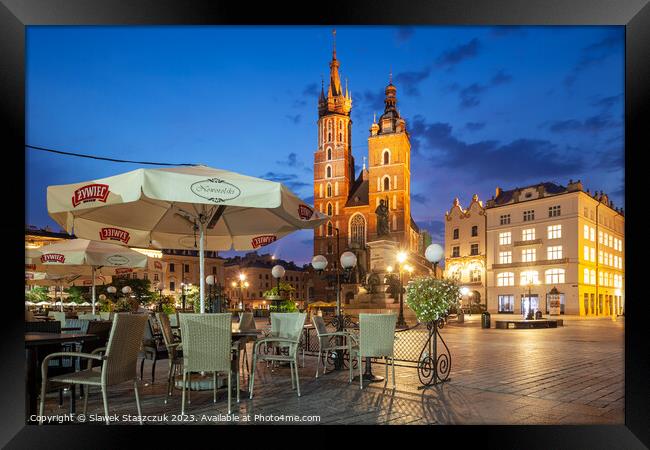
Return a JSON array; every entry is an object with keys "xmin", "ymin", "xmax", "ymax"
[{"xmin": 2, "ymin": 0, "xmax": 647, "ymax": 447}]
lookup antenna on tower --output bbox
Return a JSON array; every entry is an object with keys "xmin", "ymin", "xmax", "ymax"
[
  {"xmin": 389, "ymin": 66, "xmax": 393, "ymax": 84},
  {"xmin": 332, "ymin": 28, "xmax": 337, "ymax": 58}
]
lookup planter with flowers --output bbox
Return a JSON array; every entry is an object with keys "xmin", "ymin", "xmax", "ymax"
[{"xmin": 406, "ymin": 276, "xmax": 461, "ymax": 386}]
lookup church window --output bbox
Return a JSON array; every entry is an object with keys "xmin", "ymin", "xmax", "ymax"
[
  {"xmin": 327, "ymin": 148, "xmax": 332, "ymax": 160},
  {"xmin": 328, "ymin": 132, "xmax": 332, "ymax": 141},
  {"xmin": 327, "ymin": 222, "xmax": 333, "ymax": 236},
  {"xmin": 327, "ymin": 203, "xmax": 333, "ymax": 216},
  {"xmin": 335, "ymin": 182, "xmax": 339, "ymax": 196},
  {"xmin": 339, "ymin": 132, "xmax": 342, "ymax": 141},
  {"xmin": 394, "ymin": 176, "xmax": 397, "ymax": 190},
  {"xmin": 383, "ymin": 150, "xmax": 390, "ymax": 165},
  {"xmin": 383, "ymin": 177, "xmax": 390, "ymax": 191},
  {"xmin": 326, "ymin": 165, "xmax": 332, "ymax": 178},
  {"xmin": 350, "ymin": 214, "xmax": 366, "ymax": 248},
  {"xmin": 392, "ymin": 214, "xmax": 397, "ymax": 230},
  {"xmin": 326, "ymin": 183, "xmax": 332, "ymax": 197}
]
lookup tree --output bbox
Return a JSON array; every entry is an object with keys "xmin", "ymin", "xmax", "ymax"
[{"xmin": 26, "ymin": 286, "xmax": 49, "ymax": 303}]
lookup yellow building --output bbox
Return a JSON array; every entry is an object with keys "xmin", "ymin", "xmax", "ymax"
[{"xmin": 485, "ymin": 181, "xmax": 624, "ymax": 316}]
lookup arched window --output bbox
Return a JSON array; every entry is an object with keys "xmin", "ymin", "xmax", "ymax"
[
  {"xmin": 328, "ymin": 132, "xmax": 332, "ymax": 141},
  {"xmin": 326, "ymin": 183, "xmax": 332, "ymax": 197},
  {"xmin": 326, "ymin": 165, "xmax": 332, "ymax": 178},
  {"xmin": 383, "ymin": 150, "xmax": 390, "ymax": 165},
  {"xmin": 338, "ymin": 132, "xmax": 342, "ymax": 141},
  {"xmin": 383, "ymin": 176, "xmax": 390, "ymax": 191},
  {"xmin": 327, "ymin": 147, "xmax": 332, "ymax": 160},
  {"xmin": 350, "ymin": 214, "xmax": 366, "ymax": 248},
  {"xmin": 327, "ymin": 203, "xmax": 333, "ymax": 216},
  {"xmin": 327, "ymin": 222, "xmax": 333, "ymax": 236}
]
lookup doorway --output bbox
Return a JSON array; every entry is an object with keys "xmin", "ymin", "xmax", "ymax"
[{"xmin": 521, "ymin": 294, "xmax": 539, "ymax": 317}]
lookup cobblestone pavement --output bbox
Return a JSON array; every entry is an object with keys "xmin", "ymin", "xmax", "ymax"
[{"xmin": 37, "ymin": 316, "xmax": 624, "ymax": 425}]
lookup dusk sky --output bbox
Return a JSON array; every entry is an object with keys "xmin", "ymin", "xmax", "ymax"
[{"xmin": 26, "ymin": 26, "xmax": 624, "ymax": 265}]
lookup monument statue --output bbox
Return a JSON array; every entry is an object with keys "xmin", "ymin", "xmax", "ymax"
[{"xmin": 375, "ymin": 199, "xmax": 390, "ymax": 236}]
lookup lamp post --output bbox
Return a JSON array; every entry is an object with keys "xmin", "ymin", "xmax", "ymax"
[
  {"xmin": 231, "ymin": 273, "xmax": 249, "ymax": 311},
  {"xmin": 271, "ymin": 264, "xmax": 286, "ymax": 313},
  {"xmin": 311, "ymin": 251, "xmax": 357, "ymax": 370},
  {"xmin": 157, "ymin": 281, "xmax": 164, "ymax": 312},
  {"xmin": 425, "ymin": 244, "xmax": 444, "ymax": 279},
  {"xmin": 180, "ymin": 282, "xmax": 187, "ymax": 312},
  {"xmin": 394, "ymin": 250, "xmax": 409, "ymax": 328},
  {"xmin": 206, "ymin": 275, "xmax": 216, "ymax": 313},
  {"xmin": 523, "ymin": 276, "xmax": 539, "ymax": 320},
  {"xmin": 106, "ymin": 285, "xmax": 117, "ymax": 300}
]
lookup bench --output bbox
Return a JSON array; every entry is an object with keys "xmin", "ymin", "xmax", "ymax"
[{"xmin": 495, "ymin": 319, "xmax": 564, "ymax": 329}]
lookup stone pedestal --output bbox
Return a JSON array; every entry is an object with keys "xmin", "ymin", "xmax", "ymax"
[{"xmin": 367, "ymin": 239, "xmax": 400, "ymax": 273}]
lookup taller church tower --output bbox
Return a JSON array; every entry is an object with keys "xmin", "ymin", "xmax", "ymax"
[{"xmin": 313, "ymin": 31, "xmax": 354, "ymax": 269}]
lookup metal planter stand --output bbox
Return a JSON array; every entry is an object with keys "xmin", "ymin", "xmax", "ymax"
[{"xmin": 417, "ymin": 318, "xmax": 452, "ymax": 386}]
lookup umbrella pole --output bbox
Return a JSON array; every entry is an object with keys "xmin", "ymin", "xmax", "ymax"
[
  {"xmin": 59, "ymin": 284, "xmax": 64, "ymax": 312},
  {"xmin": 91, "ymin": 266, "xmax": 96, "ymax": 315},
  {"xmin": 199, "ymin": 223, "xmax": 206, "ymax": 314}
]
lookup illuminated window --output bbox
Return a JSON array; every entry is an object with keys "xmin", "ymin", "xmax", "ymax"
[
  {"xmin": 598, "ymin": 250, "xmax": 603, "ymax": 264},
  {"xmin": 499, "ymin": 251, "xmax": 512, "ymax": 264},
  {"xmin": 598, "ymin": 271, "xmax": 604, "ymax": 286},
  {"xmin": 453, "ymin": 228, "xmax": 459, "ymax": 240},
  {"xmin": 598, "ymin": 231, "xmax": 603, "ymax": 244},
  {"xmin": 499, "ymin": 232, "xmax": 512, "ymax": 245},
  {"xmin": 523, "ymin": 210, "xmax": 535, "ymax": 221},
  {"xmin": 520, "ymin": 270, "xmax": 540, "ymax": 285},
  {"xmin": 498, "ymin": 295, "xmax": 514, "ymax": 313},
  {"xmin": 521, "ymin": 248, "xmax": 536, "ymax": 262},
  {"xmin": 545, "ymin": 268, "xmax": 565, "ymax": 284},
  {"xmin": 590, "ymin": 227, "xmax": 595, "ymax": 242},
  {"xmin": 470, "ymin": 243, "xmax": 479, "ymax": 255},
  {"xmin": 547, "ymin": 225, "xmax": 562, "ymax": 239},
  {"xmin": 608, "ymin": 235, "xmax": 613, "ymax": 248},
  {"xmin": 548, "ymin": 246, "xmax": 563, "ymax": 260},
  {"xmin": 590, "ymin": 269, "xmax": 596, "ymax": 285},
  {"xmin": 497, "ymin": 272, "xmax": 514, "ymax": 286},
  {"xmin": 584, "ymin": 268, "xmax": 590, "ymax": 284},
  {"xmin": 522, "ymin": 228, "xmax": 535, "ymax": 241},
  {"xmin": 583, "ymin": 225, "xmax": 589, "ymax": 239},
  {"xmin": 590, "ymin": 248, "xmax": 595, "ymax": 262},
  {"xmin": 470, "ymin": 269, "xmax": 481, "ymax": 282}
]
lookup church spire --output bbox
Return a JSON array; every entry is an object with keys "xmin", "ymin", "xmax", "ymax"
[
  {"xmin": 328, "ymin": 29, "xmax": 342, "ymax": 98},
  {"xmin": 318, "ymin": 28, "xmax": 351, "ymax": 118}
]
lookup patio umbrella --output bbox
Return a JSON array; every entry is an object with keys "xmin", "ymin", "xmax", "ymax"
[
  {"xmin": 25, "ymin": 300, "xmax": 35, "ymax": 306},
  {"xmin": 36, "ymin": 301, "xmax": 50, "ymax": 306},
  {"xmin": 33, "ymin": 239, "xmax": 147, "ymax": 314},
  {"xmin": 47, "ymin": 165, "xmax": 327, "ymax": 312}
]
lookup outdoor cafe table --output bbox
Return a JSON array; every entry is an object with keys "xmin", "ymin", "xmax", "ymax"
[{"xmin": 25, "ymin": 332, "xmax": 99, "ymax": 422}]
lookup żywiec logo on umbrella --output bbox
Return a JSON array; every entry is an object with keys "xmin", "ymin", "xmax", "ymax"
[
  {"xmin": 114, "ymin": 267, "xmax": 133, "ymax": 274},
  {"xmin": 106, "ymin": 255, "xmax": 130, "ymax": 266},
  {"xmin": 41, "ymin": 253, "xmax": 65, "ymax": 263},
  {"xmin": 251, "ymin": 235, "xmax": 277, "ymax": 249},
  {"xmin": 71, "ymin": 183, "xmax": 110, "ymax": 208},
  {"xmin": 298, "ymin": 204, "xmax": 314, "ymax": 220},
  {"xmin": 190, "ymin": 178, "xmax": 241, "ymax": 203},
  {"xmin": 99, "ymin": 227, "xmax": 131, "ymax": 244}
]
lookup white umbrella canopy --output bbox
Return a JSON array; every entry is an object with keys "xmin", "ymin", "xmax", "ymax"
[
  {"xmin": 32, "ymin": 239, "xmax": 147, "ymax": 314},
  {"xmin": 47, "ymin": 165, "xmax": 327, "ymax": 312}
]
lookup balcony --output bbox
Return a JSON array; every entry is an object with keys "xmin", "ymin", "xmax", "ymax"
[
  {"xmin": 492, "ymin": 258, "xmax": 569, "ymax": 269},
  {"xmin": 513, "ymin": 239, "xmax": 542, "ymax": 247}
]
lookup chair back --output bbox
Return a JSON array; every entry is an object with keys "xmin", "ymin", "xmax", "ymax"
[
  {"xmin": 179, "ymin": 313, "xmax": 232, "ymax": 373},
  {"xmin": 84, "ymin": 320, "xmax": 114, "ymax": 355},
  {"xmin": 156, "ymin": 312, "xmax": 176, "ymax": 348},
  {"xmin": 271, "ymin": 313, "xmax": 306, "ymax": 356},
  {"xmin": 312, "ymin": 315, "xmax": 328, "ymax": 337},
  {"xmin": 238, "ymin": 312, "xmax": 256, "ymax": 331},
  {"xmin": 358, "ymin": 313, "xmax": 397, "ymax": 358},
  {"xmin": 79, "ymin": 313, "xmax": 100, "ymax": 321},
  {"xmin": 168, "ymin": 312, "xmax": 179, "ymax": 328},
  {"xmin": 25, "ymin": 320, "xmax": 61, "ymax": 333},
  {"xmin": 102, "ymin": 313, "xmax": 149, "ymax": 385},
  {"xmin": 63, "ymin": 318, "xmax": 90, "ymax": 334},
  {"xmin": 49, "ymin": 311, "xmax": 66, "ymax": 324},
  {"xmin": 99, "ymin": 312, "xmax": 113, "ymax": 321}
]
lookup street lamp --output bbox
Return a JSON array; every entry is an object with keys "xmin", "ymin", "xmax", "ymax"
[
  {"xmin": 523, "ymin": 275, "xmax": 539, "ymax": 320},
  {"xmin": 156, "ymin": 281, "xmax": 164, "ymax": 312},
  {"xmin": 180, "ymin": 282, "xmax": 187, "ymax": 312},
  {"xmin": 271, "ymin": 264, "xmax": 286, "ymax": 312},
  {"xmin": 106, "ymin": 285, "xmax": 117, "ymax": 299},
  {"xmin": 425, "ymin": 243, "xmax": 444, "ymax": 278},
  {"xmin": 232, "ymin": 273, "xmax": 248, "ymax": 311},
  {"xmin": 394, "ymin": 250, "xmax": 409, "ymax": 328},
  {"xmin": 206, "ymin": 275, "xmax": 217, "ymax": 313}
]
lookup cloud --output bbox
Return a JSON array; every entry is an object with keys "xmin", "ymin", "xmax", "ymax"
[
  {"xmin": 395, "ymin": 27, "xmax": 414, "ymax": 43},
  {"xmin": 395, "ymin": 67, "xmax": 431, "ymax": 96},
  {"xmin": 293, "ymin": 82, "xmax": 320, "ymax": 107},
  {"xmin": 456, "ymin": 70, "xmax": 512, "ymax": 108},
  {"xmin": 277, "ymin": 152, "xmax": 303, "ymax": 168},
  {"xmin": 542, "ymin": 113, "xmax": 620, "ymax": 134},
  {"xmin": 591, "ymin": 94, "xmax": 622, "ymax": 111},
  {"xmin": 564, "ymin": 30, "xmax": 622, "ymax": 87},
  {"xmin": 591, "ymin": 149, "xmax": 624, "ymax": 172},
  {"xmin": 465, "ymin": 122, "xmax": 486, "ymax": 131},
  {"xmin": 435, "ymin": 38, "xmax": 481, "ymax": 69},
  {"xmin": 410, "ymin": 115, "xmax": 583, "ymax": 181},
  {"xmin": 285, "ymin": 114, "xmax": 301, "ymax": 124},
  {"xmin": 259, "ymin": 171, "xmax": 310, "ymax": 192},
  {"xmin": 490, "ymin": 70, "xmax": 513, "ymax": 86}
]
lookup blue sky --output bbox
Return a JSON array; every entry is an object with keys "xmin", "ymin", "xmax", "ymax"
[{"xmin": 26, "ymin": 26, "xmax": 624, "ymax": 265}]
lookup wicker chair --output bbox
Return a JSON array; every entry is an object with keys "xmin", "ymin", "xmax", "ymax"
[
  {"xmin": 179, "ymin": 313, "xmax": 235, "ymax": 415},
  {"xmin": 156, "ymin": 312, "xmax": 183, "ymax": 404},
  {"xmin": 350, "ymin": 313, "xmax": 398, "ymax": 389},
  {"xmin": 312, "ymin": 315, "xmax": 355, "ymax": 378},
  {"xmin": 26, "ymin": 321, "xmax": 61, "ymax": 333},
  {"xmin": 138, "ymin": 316, "xmax": 168, "ymax": 384},
  {"xmin": 78, "ymin": 313, "xmax": 100, "ymax": 321},
  {"xmin": 99, "ymin": 312, "xmax": 113, "ymax": 321},
  {"xmin": 237, "ymin": 312, "xmax": 256, "ymax": 376},
  {"xmin": 249, "ymin": 313, "xmax": 306, "ymax": 398},
  {"xmin": 38, "ymin": 313, "xmax": 149, "ymax": 425}
]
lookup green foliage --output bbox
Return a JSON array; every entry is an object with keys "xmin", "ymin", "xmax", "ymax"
[
  {"xmin": 96, "ymin": 277, "xmax": 153, "ymax": 304},
  {"xmin": 162, "ymin": 302, "xmax": 176, "ymax": 315},
  {"xmin": 113, "ymin": 297, "xmax": 138, "ymax": 312},
  {"xmin": 270, "ymin": 299, "xmax": 298, "ymax": 313},
  {"xmin": 26, "ymin": 286, "xmax": 49, "ymax": 303},
  {"xmin": 99, "ymin": 300, "xmax": 114, "ymax": 312},
  {"xmin": 64, "ymin": 286, "xmax": 89, "ymax": 304},
  {"xmin": 263, "ymin": 281, "xmax": 295, "ymax": 298},
  {"xmin": 405, "ymin": 277, "xmax": 461, "ymax": 323}
]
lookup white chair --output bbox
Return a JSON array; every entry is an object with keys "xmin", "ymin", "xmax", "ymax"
[
  {"xmin": 350, "ymin": 313, "xmax": 398, "ymax": 389},
  {"xmin": 311, "ymin": 315, "xmax": 355, "ymax": 378}
]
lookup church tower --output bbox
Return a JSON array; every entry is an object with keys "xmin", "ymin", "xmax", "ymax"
[
  {"xmin": 313, "ymin": 30, "xmax": 354, "ymax": 269},
  {"xmin": 367, "ymin": 77, "xmax": 413, "ymax": 247}
]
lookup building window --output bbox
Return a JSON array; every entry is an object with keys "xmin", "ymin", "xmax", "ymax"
[
  {"xmin": 184, "ymin": 264, "xmax": 189, "ymax": 273},
  {"xmin": 470, "ymin": 243, "xmax": 479, "ymax": 255},
  {"xmin": 545, "ymin": 268, "xmax": 565, "ymax": 284},
  {"xmin": 590, "ymin": 227, "xmax": 595, "ymax": 242},
  {"xmin": 598, "ymin": 231, "xmax": 603, "ymax": 244},
  {"xmin": 452, "ymin": 246, "xmax": 460, "ymax": 258},
  {"xmin": 500, "ymin": 214, "xmax": 511, "ymax": 225},
  {"xmin": 327, "ymin": 222, "xmax": 333, "ymax": 236},
  {"xmin": 583, "ymin": 224, "xmax": 589, "ymax": 239},
  {"xmin": 549, "ymin": 205, "xmax": 561, "ymax": 217},
  {"xmin": 547, "ymin": 224, "xmax": 562, "ymax": 239},
  {"xmin": 169, "ymin": 281, "xmax": 175, "ymax": 291},
  {"xmin": 499, "ymin": 232, "xmax": 512, "ymax": 245},
  {"xmin": 590, "ymin": 269, "xmax": 596, "ymax": 285},
  {"xmin": 584, "ymin": 207, "xmax": 589, "ymax": 217},
  {"xmin": 326, "ymin": 183, "xmax": 332, "ymax": 197},
  {"xmin": 522, "ymin": 228, "xmax": 535, "ymax": 241},
  {"xmin": 497, "ymin": 272, "xmax": 514, "ymax": 287},
  {"xmin": 499, "ymin": 251, "xmax": 512, "ymax": 264},
  {"xmin": 169, "ymin": 263, "xmax": 175, "ymax": 273},
  {"xmin": 471, "ymin": 225, "xmax": 478, "ymax": 237},
  {"xmin": 583, "ymin": 245, "xmax": 590, "ymax": 261},
  {"xmin": 383, "ymin": 150, "xmax": 390, "ymax": 165},
  {"xmin": 143, "ymin": 273, "xmax": 148, "ymax": 280},
  {"xmin": 327, "ymin": 203, "xmax": 333, "ymax": 216},
  {"xmin": 383, "ymin": 177, "xmax": 390, "ymax": 191},
  {"xmin": 548, "ymin": 246, "xmax": 563, "ymax": 260},
  {"xmin": 154, "ymin": 274, "xmax": 159, "ymax": 282},
  {"xmin": 327, "ymin": 148, "xmax": 332, "ymax": 160},
  {"xmin": 520, "ymin": 270, "xmax": 540, "ymax": 285},
  {"xmin": 521, "ymin": 248, "xmax": 536, "ymax": 262},
  {"xmin": 470, "ymin": 269, "xmax": 481, "ymax": 282},
  {"xmin": 451, "ymin": 270, "xmax": 461, "ymax": 281},
  {"xmin": 523, "ymin": 210, "xmax": 535, "ymax": 221},
  {"xmin": 326, "ymin": 165, "xmax": 332, "ymax": 178},
  {"xmin": 583, "ymin": 268, "xmax": 590, "ymax": 284},
  {"xmin": 350, "ymin": 214, "xmax": 366, "ymax": 248},
  {"xmin": 453, "ymin": 228, "xmax": 459, "ymax": 240},
  {"xmin": 498, "ymin": 295, "xmax": 514, "ymax": 313}
]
